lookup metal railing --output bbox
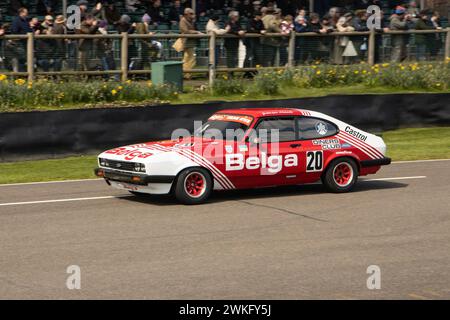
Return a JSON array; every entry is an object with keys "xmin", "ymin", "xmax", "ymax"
[{"xmin": 0, "ymin": 29, "xmax": 448, "ymax": 86}]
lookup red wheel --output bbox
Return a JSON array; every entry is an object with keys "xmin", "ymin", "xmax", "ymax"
[
  {"xmin": 175, "ymin": 168, "xmax": 212, "ymax": 204},
  {"xmin": 333, "ymin": 162, "xmax": 354, "ymax": 187},
  {"xmin": 184, "ymin": 172, "xmax": 207, "ymax": 198},
  {"xmin": 322, "ymin": 157, "xmax": 358, "ymax": 193}
]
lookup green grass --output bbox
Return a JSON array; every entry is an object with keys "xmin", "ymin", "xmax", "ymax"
[
  {"xmin": 383, "ymin": 127, "xmax": 450, "ymax": 161},
  {"xmin": 0, "ymin": 156, "xmax": 98, "ymax": 184},
  {"xmin": 0, "ymin": 127, "xmax": 449, "ymax": 184}
]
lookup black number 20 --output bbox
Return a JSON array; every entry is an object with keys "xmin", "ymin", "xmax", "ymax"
[{"xmin": 306, "ymin": 151, "xmax": 323, "ymax": 172}]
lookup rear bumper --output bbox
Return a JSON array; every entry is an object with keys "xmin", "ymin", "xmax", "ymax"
[
  {"xmin": 360, "ymin": 157, "xmax": 392, "ymax": 168},
  {"xmin": 94, "ymin": 168, "xmax": 175, "ymax": 185}
]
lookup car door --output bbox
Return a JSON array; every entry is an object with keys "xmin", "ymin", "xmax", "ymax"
[
  {"xmin": 296, "ymin": 116, "xmax": 340, "ymax": 183},
  {"xmin": 240, "ymin": 116, "xmax": 303, "ymax": 187}
]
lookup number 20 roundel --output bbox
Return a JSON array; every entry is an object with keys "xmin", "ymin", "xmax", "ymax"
[{"xmin": 306, "ymin": 151, "xmax": 323, "ymax": 172}]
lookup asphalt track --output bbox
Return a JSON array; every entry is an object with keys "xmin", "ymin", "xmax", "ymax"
[{"xmin": 0, "ymin": 160, "xmax": 449, "ymax": 299}]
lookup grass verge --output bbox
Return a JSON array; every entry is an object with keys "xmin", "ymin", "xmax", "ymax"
[{"xmin": 0, "ymin": 127, "xmax": 448, "ymax": 184}]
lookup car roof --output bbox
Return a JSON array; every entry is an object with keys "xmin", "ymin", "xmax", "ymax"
[{"xmin": 216, "ymin": 108, "xmax": 306, "ymax": 118}]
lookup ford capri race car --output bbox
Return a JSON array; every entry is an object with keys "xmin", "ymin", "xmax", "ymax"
[{"xmin": 95, "ymin": 108, "xmax": 391, "ymax": 204}]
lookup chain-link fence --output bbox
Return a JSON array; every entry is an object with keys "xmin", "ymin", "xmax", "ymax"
[{"xmin": 0, "ymin": 29, "xmax": 449, "ymax": 83}]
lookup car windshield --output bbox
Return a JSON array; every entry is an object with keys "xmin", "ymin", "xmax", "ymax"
[{"xmin": 194, "ymin": 120, "xmax": 250, "ymax": 141}]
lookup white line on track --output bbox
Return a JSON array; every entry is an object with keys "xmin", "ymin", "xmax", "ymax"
[
  {"xmin": 0, "ymin": 176, "xmax": 426, "ymax": 207},
  {"xmin": 0, "ymin": 178, "xmax": 101, "ymax": 187},
  {"xmin": 0, "ymin": 196, "xmax": 127, "ymax": 207},
  {"xmin": 362, "ymin": 176, "xmax": 426, "ymax": 182}
]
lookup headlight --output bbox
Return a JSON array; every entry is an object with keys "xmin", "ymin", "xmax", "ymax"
[
  {"xmin": 99, "ymin": 158, "xmax": 108, "ymax": 167},
  {"xmin": 134, "ymin": 163, "xmax": 146, "ymax": 173}
]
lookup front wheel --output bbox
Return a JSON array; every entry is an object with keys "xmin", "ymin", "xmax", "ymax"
[
  {"xmin": 174, "ymin": 168, "xmax": 212, "ymax": 205},
  {"xmin": 322, "ymin": 158, "xmax": 358, "ymax": 193}
]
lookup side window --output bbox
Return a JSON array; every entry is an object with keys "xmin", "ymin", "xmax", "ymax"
[
  {"xmin": 297, "ymin": 117, "xmax": 338, "ymax": 140},
  {"xmin": 255, "ymin": 117, "xmax": 296, "ymax": 142}
]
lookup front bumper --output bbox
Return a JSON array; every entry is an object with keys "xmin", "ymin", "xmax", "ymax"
[
  {"xmin": 94, "ymin": 168, "xmax": 175, "ymax": 185},
  {"xmin": 360, "ymin": 157, "xmax": 392, "ymax": 168}
]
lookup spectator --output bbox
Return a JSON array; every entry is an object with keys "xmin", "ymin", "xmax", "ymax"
[
  {"xmin": 76, "ymin": 0, "xmax": 90, "ymax": 21},
  {"xmin": 430, "ymin": 11, "xmax": 442, "ymax": 58},
  {"xmin": 224, "ymin": 11, "xmax": 245, "ymax": 76},
  {"xmin": 406, "ymin": 1, "xmax": 419, "ymax": 20},
  {"xmin": 261, "ymin": 7, "xmax": 282, "ymax": 67},
  {"xmin": 244, "ymin": 10, "xmax": 265, "ymax": 74},
  {"xmin": 206, "ymin": 15, "xmax": 229, "ymax": 66},
  {"xmin": 294, "ymin": 14, "xmax": 310, "ymax": 65},
  {"xmin": 280, "ymin": 14, "xmax": 294, "ymax": 66},
  {"xmin": 335, "ymin": 12, "xmax": 356, "ymax": 64},
  {"xmin": 353, "ymin": 10, "xmax": 369, "ymax": 62},
  {"xmin": 76, "ymin": 14, "xmax": 98, "ymax": 71},
  {"xmin": 180, "ymin": 8, "xmax": 203, "ymax": 79},
  {"xmin": 52, "ymin": 15, "xmax": 67, "ymax": 72},
  {"xmin": 36, "ymin": 15, "xmax": 55, "ymax": 72},
  {"xmin": 168, "ymin": 0, "xmax": 185, "ymax": 24},
  {"xmin": 135, "ymin": 14, "xmax": 163, "ymax": 70},
  {"xmin": 95, "ymin": 20, "xmax": 118, "ymax": 79},
  {"xmin": 146, "ymin": 0, "xmax": 167, "ymax": 25},
  {"xmin": 10, "ymin": 7, "xmax": 31, "ymax": 72},
  {"xmin": 309, "ymin": 12, "xmax": 330, "ymax": 63},
  {"xmin": 414, "ymin": 9, "xmax": 435, "ymax": 61},
  {"xmin": 103, "ymin": 2, "xmax": 121, "ymax": 26},
  {"xmin": 389, "ymin": 6, "xmax": 411, "ymax": 62},
  {"xmin": 116, "ymin": 15, "xmax": 137, "ymax": 70}
]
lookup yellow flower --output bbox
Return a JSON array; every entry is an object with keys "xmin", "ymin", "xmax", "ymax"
[
  {"xmin": 117, "ymin": 86, "xmax": 123, "ymax": 90},
  {"xmin": 400, "ymin": 66, "xmax": 405, "ymax": 70},
  {"xmin": 147, "ymin": 81, "xmax": 153, "ymax": 87},
  {"xmin": 15, "ymin": 79, "xmax": 26, "ymax": 86},
  {"xmin": 111, "ymin": 89, "xmax": 118, "ymax": 95},
  {"xmin": 354, "ymin": 71, "xmax": 359, "ymax": 74},
  {"xmin": 0, "ymin": 74, "xmax": 7, "ymax": 81},
  {"xmin": 382, "ymin": 63, "xmax": 389, "ymax": 67},
  {"xmin": 126, "ymin": 80, "xmax": 132, "ymax": 84},
  {"xmin": 316, "ymin": 70, "xmax": 321, "ymax": 75}
]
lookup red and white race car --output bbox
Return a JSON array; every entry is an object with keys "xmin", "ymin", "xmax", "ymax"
[{"xmin": 95, "ymin": 108, "xmax": 391, "ymax": 204}]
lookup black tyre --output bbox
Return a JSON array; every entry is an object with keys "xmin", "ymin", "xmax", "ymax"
[
  {"xmin": 322, "ymin": 157, "xmax": 358, "ymax": 193},
  {"xmin": 174, "ymin": 168, "xmax": 212, "ymax": 205}
]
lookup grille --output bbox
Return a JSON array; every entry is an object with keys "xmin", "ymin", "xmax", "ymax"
[{"xmin": 103, "ymin": 159, "xmax": 136, "ymax": 172}]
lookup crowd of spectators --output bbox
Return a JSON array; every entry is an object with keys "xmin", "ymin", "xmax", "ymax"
[{"xmin": 0, "ymin": 0, "xmax": 446, "ymax": 76}]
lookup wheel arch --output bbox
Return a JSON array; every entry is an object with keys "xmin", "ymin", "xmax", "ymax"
[
  {"xmin": 323, "ymin": 153, "xmax": 361, "ymax": 176},
  {"xmin": 170, "ymin": 166, "xmax": 214, "ymax": 193}
]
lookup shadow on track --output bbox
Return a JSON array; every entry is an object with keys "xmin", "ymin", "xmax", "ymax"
[{"xmin": 118, "ymin": 180, "xmax": 408, "ymax": 206}]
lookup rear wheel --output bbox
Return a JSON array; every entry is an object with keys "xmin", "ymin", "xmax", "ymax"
[
  {"xmin": 174, "ymin": 168, "xmax": 212, "ymax": 205},
  {"xmin": 322, "ymin": 158, "xmax": 358, "ymax": 193}
]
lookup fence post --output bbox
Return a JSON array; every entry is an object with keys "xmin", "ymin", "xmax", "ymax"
[
  {"xmin": 287, "ymin": 32, "xmax": 296, "ymax": 68},
  {"xmin": 368, "ymin": 29, "xmax": 375, "ymax": 66},
  {"xmin": 208, "ymin": 32, "xmax": 216, "ymax": 88},
  {"xmin": 121, "ymin": 32, "xmax": 128, "ymax": 82},
  {"xmin": 27, "ymin": 32, "xmax": 34, "ymax": 83},
  {"xmin": 445, "ymin": 29, "xmax": 450, "ymax": 61}
]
